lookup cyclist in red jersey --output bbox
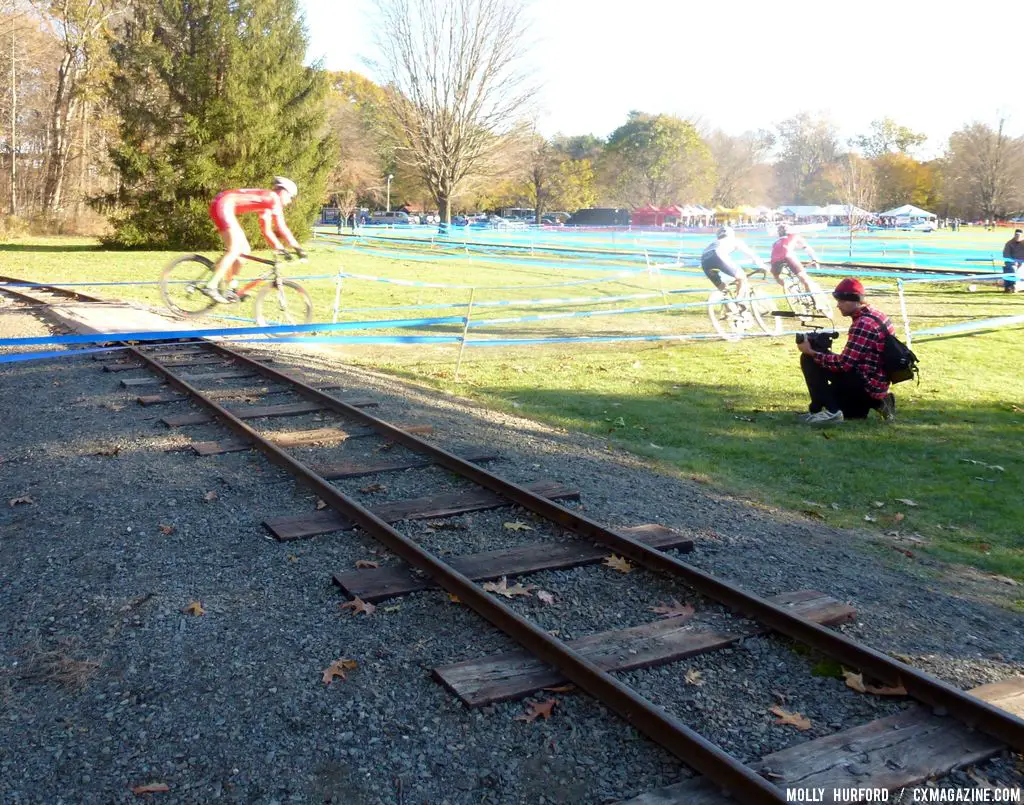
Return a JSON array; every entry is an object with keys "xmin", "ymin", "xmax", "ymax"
[
  {"xmin": 769, "ymin": 223, "xmax": 820, "ymax": 293},
  {"xmin": 204, "ymin": 176, "xmax": 307, "ymax": 303}
]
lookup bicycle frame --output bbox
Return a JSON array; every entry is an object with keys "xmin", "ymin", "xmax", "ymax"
[{"xmin": 225, "ymin": 253, "xmax": 279, "ymax": 298}]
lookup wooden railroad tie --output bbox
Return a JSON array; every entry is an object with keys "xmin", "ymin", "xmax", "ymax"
[
  {"xmin": 103, "ymin": 356, "xmax": 229, "ymax": 372},
  {"xmin": 160, "ymin": 398, "xmax": 378, "ymax": 427},
  {"xmin": 434, "ymin": 590, "xmax": 854, "ymax": 707},
  {"xmin": 617, "ymin": 677, "xmax": 1024, "ymax": 805},
  {"xmin": 137, "ymin": 383, "xmax": 344, "ymax": 406},
  {"xmin": 334, "ymin": 523, "xmax": 693, "ymax": 603},
  {"xmin": 121, "ymin": 370, "xmax": 259, "ymax": 387},
  {"xmin": 189, "ymin": 423, "xmax": 434, "ymax": 456},
  {"xmin": 264, "ymin": 478, "xmax": 578, "ymax": 541},
  {"xmin": 311, "ymin": 450, "xmax": 498, "ymax": 481}
]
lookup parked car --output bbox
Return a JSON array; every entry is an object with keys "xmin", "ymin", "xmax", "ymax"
[
  {"xmin": 368, "ymin": 210, "xmax": 412, "ymax": 225},
  {"xmin": 565, "ymin": 208, "xmax": 631, "ymax": 227},
  {"xmin": 542, "ymin": 211, "xmax": 570, "ymax": 225}
]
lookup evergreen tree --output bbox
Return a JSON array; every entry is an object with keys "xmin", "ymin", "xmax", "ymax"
[{"xmin": 99, "ymin": 0, "xmax": 332, "ymax": 248}]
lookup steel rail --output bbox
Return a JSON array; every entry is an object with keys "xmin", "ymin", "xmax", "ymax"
[
  {"xmin": 188, "ymin": 340, "xmax": 1024, "ymax": 754},
  {"xmin": 0, "ymin": 275, "xmax": 109, "ymax": 305},
  {"xmin": 127, "ymin": 344, "xmax": 789, "ymax": 804}
]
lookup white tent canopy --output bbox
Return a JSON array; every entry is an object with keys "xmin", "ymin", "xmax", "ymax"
[
  {"xmin": 819, "ymin": 203, "xmax": 873, "ymax": 218},
  {"xmin": 877, "ymin": 204, "xmax": 936, "ymax": 219}
]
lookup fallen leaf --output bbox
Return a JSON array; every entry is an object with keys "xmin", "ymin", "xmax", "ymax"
[
  {"xmin": 894, "ymin": 498, "xmax": 918, "ymax": 507},
  {"xmin": 482, "ymin": 577, "xmax": 535, "ymax": 598},
  {"xmin": 322, "ymin": 658, "xmax": 358, "ymax": 684},
  {"xmin": 340, "ymin": 597, "xmax": 376, "ymax": 616},
  {"xmin": 543, "ymin": 684, "xmax": 576, "ymax": 693},
  {"xmin": 315, "ymin": 499, "xmax": 328, "ymax": 510},
  {"xmin": 203, "ymin": 491, "xmax": 218, "ymax": 502},
  {"xmin": 603, "ymin": 555, "xmax": 633, "ymax": 574},
  {"xmin": 355, "ymin": 559, "xmax": 379, "ymax": 569},
  {"xmin": 94, "ymin": 446, "xmax": 121, "ymax": 457},
  {"xmin": 843, "ymin": 670, "xmax": 908, "ymax": 696},
  {"xmin": 181, "ymin": 601, "xmax": 205, "ymax": 616},
  {"xmin": 872, "ymin": 501, "xmax": 885, "ymax": 508},
  {"xmin": 650, "ymin": 600, "xmax": 696, "ymax": 620},
  {"xmin": 863, "ymin": 514, "xmax": 876, "ymax": 522},
  {"xmin": 516, "ymin": 699, "xmax": 556, "ymax": 723},
  {"xmin": 8, "ymin": 495, "xmax": 34, "ymax": 508},
  {"xmin": 685, "ymin": 669, "xmax": 704, "ymax": 686},
  {"xmin": 158, "ymin": 524, "xmax": 175, "ymax": 535},
  {"xmin": 287, "ymin": 554, "xmax": 298, "ymax": 562},
  {"xmin": 382, "ymin": 605, "xmax": 401, "ymax": 613},
  {"xmin": 537, "ymin": 590, "xmax": 555, "ymax": 606},
  {"xmin": 894, "ymin": 513, "xmax": 905, "ymax": 523},
  {"xmin": 359, "ymin": 483, "xmax": 386, "ymax": 494},
  {"xmin": 448, "ymin": 594, "xmax": 461, "ymax": 604},
  {"xmin": 830, "ymin": 502, "xmax": 840, "ymax": 511},
  {"xmin": 132, "ymin": 782, "xmax": 170, "ymax": 795},
  {"xmin": 503, "ymin": 521, "xmax": 534, "ymax": 532},
  {"xmin": 770, "ymin": 706, "xmax": 811, "ymax": 731}
]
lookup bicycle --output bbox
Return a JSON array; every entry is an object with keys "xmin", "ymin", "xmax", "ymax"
[
  {"xmin": 706, "ymin": 268, "xmax": 774, "ymax": 341},
  {"xmin": 160, "ymin": 252, "xmax": 313, "ymax": 326},
  {"xmin": 753, "ymin": 262, "xmax": 833, "ymax": 336}
]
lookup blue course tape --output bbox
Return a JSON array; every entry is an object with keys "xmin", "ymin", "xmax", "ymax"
[
  {"xmin": 0, "ymin": 314, "xmax": 468, "ymax": 348},
  {"xmin": 913, "ymin": 314, "xmax": 1024, "ymax": 337},
  {"xmin": 0, "ymin": 346, "xmax": 126, "ymax": 364},
  {"xmin": 0, "ymin": 275, "xmax": 338, "ymax": 289}
]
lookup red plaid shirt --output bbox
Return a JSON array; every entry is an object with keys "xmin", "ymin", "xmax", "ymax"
[{"xmin": 813, "ymin": 304, "xmax": 893, "ymax": 399}]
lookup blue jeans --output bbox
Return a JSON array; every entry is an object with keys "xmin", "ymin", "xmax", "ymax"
[{"xmin": 1005, "ymin": 260, "xmax": 1023, "ymax": 290}]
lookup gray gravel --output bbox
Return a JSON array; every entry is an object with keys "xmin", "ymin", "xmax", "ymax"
[{"xmin": 1, "ymin": 303, "xmax": 1022, "ymax": 804}]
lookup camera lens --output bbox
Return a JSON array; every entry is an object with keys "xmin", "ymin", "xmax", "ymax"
[{"xmin": 795, "ymin": 333, "xmax": 805, "ymax": 344}]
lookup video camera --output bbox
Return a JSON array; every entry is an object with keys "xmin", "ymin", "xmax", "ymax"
[{"xmin": 795, "ymin": 328, "xmax": 839, "ymax": 352}]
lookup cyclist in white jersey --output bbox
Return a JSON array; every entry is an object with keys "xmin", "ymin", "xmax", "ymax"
[{"xmin": 700, "ymin": 226, "xmax": 768, "ymax": 297}]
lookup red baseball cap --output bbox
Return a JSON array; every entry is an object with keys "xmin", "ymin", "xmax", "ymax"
[{"xmin": 832, "ymin": 277, "xmax": 865, "ymax": 301}]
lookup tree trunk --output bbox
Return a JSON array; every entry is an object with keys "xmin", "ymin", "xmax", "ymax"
[{"xmin": 43, "ymin": 49, "xmax": 76, "ymax": 213}]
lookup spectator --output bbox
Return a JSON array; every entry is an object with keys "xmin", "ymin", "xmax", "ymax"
[
  {"xmin": 1003, "ymin": 229, "xmax": 1024, "ymax": 293},
  {"xmin": 796, "ymin": 278, "xmax": 896, "ymax": 426}
]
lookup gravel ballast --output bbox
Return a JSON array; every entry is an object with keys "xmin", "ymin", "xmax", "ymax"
[{"xmin": 1, "ymin": 304, "xmax": 1022, "ymax": 804}]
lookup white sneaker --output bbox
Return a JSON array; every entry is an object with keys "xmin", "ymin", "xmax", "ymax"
[{"xmin": 802, "ymin": 409, "xmax": 844, "ymax": 426}]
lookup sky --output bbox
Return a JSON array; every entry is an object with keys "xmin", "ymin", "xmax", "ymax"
[{"xmin": 301, "ymin": 0, "xmax": 1022, "ymax": 158}]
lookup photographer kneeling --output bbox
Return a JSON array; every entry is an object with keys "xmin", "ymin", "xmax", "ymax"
[{"xmin": 796, "ymin": 278, "xmax": 897, "ymax": 426}]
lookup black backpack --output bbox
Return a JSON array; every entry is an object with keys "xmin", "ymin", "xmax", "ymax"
[{"xmin": 861, "ymin": 311, "xmax": 920, "ymax": 384}]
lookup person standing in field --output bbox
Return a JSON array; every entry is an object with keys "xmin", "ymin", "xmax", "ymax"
[{"xmin": 1002, "ymin": 229, "xmax": 1024, "ymax": 293}]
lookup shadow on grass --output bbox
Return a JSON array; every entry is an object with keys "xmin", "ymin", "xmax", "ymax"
[{"xmin": 0, "ymin": 243, "xmax": 102, "ymax": 254}]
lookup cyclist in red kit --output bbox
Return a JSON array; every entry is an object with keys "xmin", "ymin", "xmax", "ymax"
[
  {"xmin": 770, "ymin": 223, "xmax": 820, "ymax": 293},
  {"xmin": 205, "ymin": 176, "xmax": 306, "ymax": 303}
]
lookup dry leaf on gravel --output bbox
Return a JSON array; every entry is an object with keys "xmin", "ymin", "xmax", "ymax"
[
  {"xmin": 181, "ymin": 601, "xmax": 205, "ymax": 616},
  {"xmin": 503, "ymin": 521, "xmax": 533, "ymax": 532},
  {"xmin": 315, "ymin": 499, "xmax": 328, "ymax": 510},
  {"xmin": 536, "ymin": 590, "xmax": 556, "ymax": 606},
  {"xmin": 516, "ymin": 699, "xmax": 556, "ymax": 723},
  {"xmin": 203, "ymin": 491, "xmax": 218, "ymax": 502},
  {"xmin": 355, "ymin": 559, "xmax": 379, "ymax": 569},
  {"xmin": 93, "ymin": 446, "xmax": 121, "ymax": 457},
  {"xmin": 650, "ymin": 600, "xmax": 695, "ymax": 620},
  {"xmin": 340, "ymin": 597, "xmax": 376, "ymax": 617},
  {"xmin": 482, "ymin": 577, "xmax": 534, "ymax": 598},
  {"xmin": 685, "ymin": 669, "xmax": 704, "ymax": 686},
  {"xmin": 131, "ymin": 782, "xmax": 170, "ymax": 795},
  {"xmin": 770, "ymin": 706, "xmax": 811, "ymax": 731},
  {"xmin": 359, "ymin": 483, "xmax": 387, "ymax": 494},
  {"xmin": 322, "ymin": 658, "xmax": 358, "ymax": 684},
  {"xmin": 158, "ymin": 524, "xmax": 175, "ymax": 535},
  {"xmin": 448, "ymin": 594, "xmax": 461, "ymax": 605},
  {"xmin": 843, "ymin": 670, "xmax": 907, "ymax": 697},
  {"xmin": 603, "ymin": 555, "xmax": 633, "ymax": 574},
  {"xmin": 8, "ymin": 495, "xmax": 34, "ymax": 508}
]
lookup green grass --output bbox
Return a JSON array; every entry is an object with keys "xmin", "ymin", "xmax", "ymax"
[{"xmin": 3, "ymin": 231, "xmax": 1023, "ymax": 582}]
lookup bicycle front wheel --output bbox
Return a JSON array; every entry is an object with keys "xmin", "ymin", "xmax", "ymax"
[
  {"xmin": 254, "ymin": 280, "xmax": 313, "ymax": 328},
  {"xmin": 748, "ymin": 281, "xmax": 783, "ymax": 336},
  {"xmin": 161, "ymin": 254, "xmax": 217, "ymax": 317}
]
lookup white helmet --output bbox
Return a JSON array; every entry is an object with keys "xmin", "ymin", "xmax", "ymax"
[
  {"xmin": 717, "ymin": 225, "xmax": 734, "ymax": 239},
  {"xmin": 272, "ymin": 176, "xmax": 297, "ymax": 197}
]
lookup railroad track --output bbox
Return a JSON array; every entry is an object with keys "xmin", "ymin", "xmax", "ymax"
[{"xmin": 4, "ymin": 276, "xmax": 1024, "ymax": 803}]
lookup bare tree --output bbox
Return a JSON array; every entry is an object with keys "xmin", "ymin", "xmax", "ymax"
[
  {"xmin": 835, "ymin": 154, "xmax": 877, "ymax": 256},
  {"xmin": 371, "ymin": 0, "xmax": 535, "ymax": 224},
  {"xmin": 943, "ymin": 118, "xmax": 1024, "ymax": 220},
  {"xmin": 708, "ymin": 129, "xmax": 773, "ymax": 206}
]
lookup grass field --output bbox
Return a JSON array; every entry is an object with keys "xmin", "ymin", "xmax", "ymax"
[{"xmin": 3, "ymin": 229, "xmax": 1023, "ymax": 588}]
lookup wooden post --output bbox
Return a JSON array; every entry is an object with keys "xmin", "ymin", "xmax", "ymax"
[
  {"xmin": 454, "ymin": 288, "xmax": 476, "ymax": 381},
  {"xmin": 332, "ymin": 270, "xmax": 344, "ymax": 323},
  {"xmin": 896, "ymin": 278, "xmax": 913, "ymax": 348}
]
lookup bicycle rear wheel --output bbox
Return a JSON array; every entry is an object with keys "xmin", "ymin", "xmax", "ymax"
[
  {"xmin": 707, "ymin": 290, "xmax": 748, "ymax": 341},
  {"xmin": 161, "ymin": 254, "xmax": 217, "ymax": 317},
  {"xmin": 748, "ymin": 281, "xmax": 783, "ymax": 335},
  {"xmin": 254, "ymin": 279, "xmax": 313, "ymax": 328}
]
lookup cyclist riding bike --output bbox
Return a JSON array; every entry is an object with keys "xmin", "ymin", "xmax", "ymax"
[
  {"xmin": 700, "ymin": 225, "xmax": 768, "ymax": 297},
  {"xmin": 770, "ymin": 223, "xmax": 820, "ymax": 293},
  {"xmin": 204, "ymin": 176, "xmax": 307, "ymax": 303}
]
